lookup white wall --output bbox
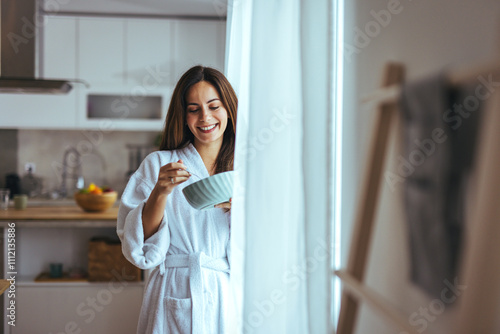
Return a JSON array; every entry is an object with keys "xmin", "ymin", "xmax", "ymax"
[{"xmin": 341, "ymin": 0, "xmax": 500, "ymax": 333}]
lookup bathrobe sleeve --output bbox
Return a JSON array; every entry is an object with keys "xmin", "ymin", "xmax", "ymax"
[{"xmin": 117, "ymin": 152, "xmax": 171, "ymax": 270}]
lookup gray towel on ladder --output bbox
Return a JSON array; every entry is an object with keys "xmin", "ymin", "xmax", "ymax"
[{"xmin": 399, "ymin": 73, "xmax": 482, "ymax": 298}]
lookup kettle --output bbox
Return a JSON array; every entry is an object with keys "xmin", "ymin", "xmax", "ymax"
[{"xmin": 21, "ymin": 166, "xmax": 43, "ymax": 197}]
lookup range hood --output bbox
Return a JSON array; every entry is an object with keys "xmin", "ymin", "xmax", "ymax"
[{"xmin": 0, "ymin": 0, "xmax": 73, "ymax": 94}]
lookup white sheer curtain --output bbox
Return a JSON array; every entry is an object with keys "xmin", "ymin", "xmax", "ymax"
[{"xmin": 226, "ymin": 1, "xmax": 336, "ymax": 333}]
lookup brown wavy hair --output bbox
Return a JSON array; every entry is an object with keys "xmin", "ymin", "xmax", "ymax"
[{"xmin": 159, "ymin": 66, "xmax": 237, "ymax": 174}]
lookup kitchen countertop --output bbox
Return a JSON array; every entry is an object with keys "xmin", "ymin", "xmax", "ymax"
[
  {"xmin": 24, "ymin": 198, "xmax": 79, "ymax": 207},
  {"xmin": 0, "ymin": 206, "xmax": 118, "ymax": 221}
]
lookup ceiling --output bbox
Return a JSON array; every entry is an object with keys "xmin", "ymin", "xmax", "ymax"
[{"xmin": 42, "ymin": 0, "xmax": 228, "ymax": 18}]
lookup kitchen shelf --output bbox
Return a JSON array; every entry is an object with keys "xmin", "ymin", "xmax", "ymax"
[
  {"xmin": 0, "ymin": 220, "xmax": 118, "ymax": 228},
  {"xmin": 34, "ymin": 272, "xmax": 88, "ymax": 282},
  {"xmin": 0, "ymin": 206, "xmax": 119, "ymax": 221},
  {"xmin": 16, "ymin": 276, "xmax": 145, "ymax": 288}
]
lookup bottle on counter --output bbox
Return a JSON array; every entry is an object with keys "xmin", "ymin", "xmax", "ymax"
[{"xmin": 4, "ymin": 173, "xmax": 21, "ymax": 198}]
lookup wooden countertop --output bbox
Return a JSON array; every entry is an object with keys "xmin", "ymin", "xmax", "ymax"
[
  {"xmin": 0, "ymin": 206, "xmax": 118, "ymax": 221},
  {"xmin": 0, "ymin": 280, "xmax": 9, "ymax": 295}
]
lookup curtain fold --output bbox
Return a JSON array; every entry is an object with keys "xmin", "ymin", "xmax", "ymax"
[
  {"xmin": 300, "ymin": 1, "xmax": 335, "ymax": 333},
  {"xmin": 226, "ymin": 1, "xmax": 335, "ymax": 333}
]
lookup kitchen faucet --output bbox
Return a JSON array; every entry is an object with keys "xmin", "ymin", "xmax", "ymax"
[{"xmin": 59, "ymin": 147, "xmax": 84, "ymax": 198}]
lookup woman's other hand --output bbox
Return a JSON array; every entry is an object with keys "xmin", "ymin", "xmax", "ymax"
[{"xmin": 214, "ymin": 198, "xmax": 231, "ymax": 209}]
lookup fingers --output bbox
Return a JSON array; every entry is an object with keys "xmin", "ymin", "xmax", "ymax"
[
  {"xmin": 161, "ymin": 160, "xmax": 188, "ymax": 173},
  {"xmin": 158, "ymin": 171, "xmax": 190, "ymax": 185},
  {"xmin": 160, "ymin": 159, "xmax": 190, "ymax": 177},
  {"xmin": 168, "ymin": 175, "xmax": 190, "ymax": 184},
  {"xmin": 214, "ymin": 203, "xmax": 231, "ymax": 209},
  {"xmin": 165, "ymin": 169, "xmax": 191, "ymax": 178},
  {"xmin": 215, "ymin": 198, "xmax": 232, "ymax": 209},
  {"xmin": 156, "ymin": 159, "xmax": 192, "ymax": 194}
]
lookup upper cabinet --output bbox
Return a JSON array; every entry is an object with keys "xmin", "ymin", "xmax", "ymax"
[
  {"xmin": 0, "ymin": 15, "xmax": 226, "ymax": 131},
  {"xmin": 78, "ymin": 18, "xmax": 126, "ymax": 85},
  {"xmin": 76, "ymin": 17, "xmax": 226, "ymax": 89},
  {"xmin": 0, "ymin": 17, "xmax": 78, "ymax": 130},
  {"xmin": 173, "ymin": 20, "xmax": 226, "ymax": 81},
  {"xmin": 75, "ymin": 17, "xmax": 175, "ymax": 130},
  {"xmin": 125, "ymin": 19, "xmax": 173, "ymax": 87},
  {"xmin": 0, "ymin": 93, "xmax": 78, "ymax": 129},
  {"xmin": 41, "ymin": 17, "xmax": 77, "ymax": 79}
]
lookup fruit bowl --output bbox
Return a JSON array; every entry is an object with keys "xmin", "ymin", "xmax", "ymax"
[
  {"xmin": 182, "ymin": 171, "xmax": 234, "ymax": 210},
  {"xmin": 74, "ymin": 191, "xmax": 117, "ymax": 212}
]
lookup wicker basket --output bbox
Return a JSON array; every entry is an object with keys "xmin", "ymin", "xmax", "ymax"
[{"xmin": 88, "ymin": 237, "xmax": 142, "ymax": 282}]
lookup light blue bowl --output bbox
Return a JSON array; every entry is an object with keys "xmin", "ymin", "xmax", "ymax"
[{"xmin": 182, "ymin": 171, "xmax": 234, "ymax": 210}]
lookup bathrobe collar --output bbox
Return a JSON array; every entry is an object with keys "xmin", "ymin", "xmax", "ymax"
[{"xmin": 181, "ymin": 142, "xmax": 211, "ymax": 179}]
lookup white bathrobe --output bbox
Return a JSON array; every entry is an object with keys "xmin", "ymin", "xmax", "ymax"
[{"xmin": 117, "ymin": 143, "xmax": 231, "ymax": 334}]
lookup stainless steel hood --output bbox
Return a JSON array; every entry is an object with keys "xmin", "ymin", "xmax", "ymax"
[{"xmin": 0, "ymin": 0, "xmax": 73, "ymax": 94}]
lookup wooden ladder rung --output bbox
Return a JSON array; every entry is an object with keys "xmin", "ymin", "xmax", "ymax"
[{"xmin": 335, "ymin": 270, "xmax": 432, "ymax": 334}]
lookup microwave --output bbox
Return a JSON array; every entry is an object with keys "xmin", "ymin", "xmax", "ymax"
[{"xmin": 77, "ymin": 85, "xmax": 173, "ymax": 131}]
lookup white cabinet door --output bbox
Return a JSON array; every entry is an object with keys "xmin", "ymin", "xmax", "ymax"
[
  {"xmin": 2, "ymin": 225, "xmax": 144, "ymax": 334},
  {"xmin": 11, "ymin": 285, "xmax": 143, "ymax": 334},
  {"xmin": 125, "ymin": 19, "xmax": 173, "ymax": 87},
  {"xmin": 78, "ymin": 18, "xmax": 126, "ymax": 85},
  {"xmin": 173, "ymin": 20, "xmax": 226, "ymax": 81},
  {"xmin": 0, "ymin": 94, "xmax": 78, "ymax": 129},
  {"xmin": 41, "ymin": 17, "xmax": 77, "ymax": 79}
]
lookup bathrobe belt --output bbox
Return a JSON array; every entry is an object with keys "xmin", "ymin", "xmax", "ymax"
[{"xmin": 160, "ymin": 252, "xmax": 230, "ymax": 334}]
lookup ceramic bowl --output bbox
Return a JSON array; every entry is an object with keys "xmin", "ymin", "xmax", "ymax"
[
  {"xmin": 74, "ymin": 191, "xmax": 117, "ymax": 212},
  {"xmin": 182, "ymin": 171, "xmax": 234, "ymax": 210}
]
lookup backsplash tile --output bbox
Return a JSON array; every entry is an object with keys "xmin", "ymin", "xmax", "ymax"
[{"xmin": 14, "ymin": 129, "xmax": 159, "ymax": 197}]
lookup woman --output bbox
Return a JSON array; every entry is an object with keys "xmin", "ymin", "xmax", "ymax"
[{"xmin": 117, "ymin": 65, "xmax": 237, "ymax": 334}]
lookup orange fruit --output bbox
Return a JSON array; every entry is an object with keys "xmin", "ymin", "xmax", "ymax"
[{"xmin": 90, "ymin": 188, "xmax": 102, "ymax": 195}]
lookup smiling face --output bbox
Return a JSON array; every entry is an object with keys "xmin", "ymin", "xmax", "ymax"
[{"xmin": 185, "ymin": 81, "xmax": 228, "ymax": 149}]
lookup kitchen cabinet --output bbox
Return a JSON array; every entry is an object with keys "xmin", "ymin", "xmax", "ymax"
[
  {"xmin": 173, "ymin": 19, "xmax": 226, "ymax": 81},
  {"xmin": 0, "ymin": 93, "xmax": 78, "ymax": 129},
  {"xmin": 0, "ymin": 16, "xmax": 226, "ymax": 131},
  {"xmin": 75, "ymin": 18, "xmax": 174, "ymax": 131},
  {"xmin": 78, "ymin": 18, "xmax": 126, "ymax": 86},
  {"xmin": 0, "ymin": 207, "xmax": 144, "ymax": 334},
  {"xmin": 0, "ymin": 17, "xmax": 78, "ymax": 130},
  {"xmin": 77, "ymin": 17, "xmax": 226, "ymax": 89},
  {"xmin": 42, "ymin": 17, "xmax": 78, "ymax": 79},
  {"xmin": 125, "ymin": 18, "xmax": 173, "ymax": 87},
  {"xmin": 13, "ymin": 284, "xmax": 142, "ymax": 334}
]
